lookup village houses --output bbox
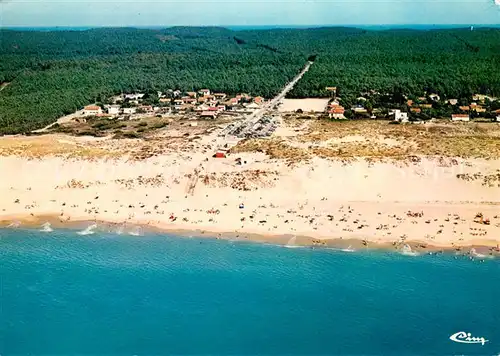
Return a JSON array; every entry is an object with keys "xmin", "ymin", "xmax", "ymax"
[
  {"xmin": 328, "ymin": 100, "xmax": 346, "ymax": 119},
  {"xmin": 83, "ymin": 105, "xmax": 102, "ymax": 116},
  {"xmin": 451, "ymin": 114, "xmax": 470, "ymax": 122},
  {"xmin": 392, "ymin": 109, "xmax": 409, "ymax": 123},
  {"xmin": 122, "ymin": 107, "xmax": 137, "ymax": 115},
  {"xmin": 106, "ymin": 105, "xmax": 121, "ymax": 115}
]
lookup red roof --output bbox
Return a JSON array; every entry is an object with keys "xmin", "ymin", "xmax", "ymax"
[
  {"xmin": 329, "ymin": 106, "xmax": 345, "ymax": 114},
  {"xmin": 200, "ymin": 111, "xmax": 216, "ymax": 117},
  {"xmin": 208, "ymin": 107, "xmax": 218, "ymax": 111},
  {"xmin": 84, "ymin": 105, "xmax": 100, "ymax": 111},
  {"xmin": 452, "ymin": 114, "xmax": 469, "ymax": 118}
]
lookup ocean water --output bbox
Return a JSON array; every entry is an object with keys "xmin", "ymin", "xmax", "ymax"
[{"xmin": 1, "ymin": 228, "xmax": 499, "ymax": 355}]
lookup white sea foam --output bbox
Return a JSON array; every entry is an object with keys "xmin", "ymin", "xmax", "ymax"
[
  {"xmin": 470, "ymin": 248, "xmax": 494, "ymax": 259},
  {"xmin": 77, "ymin": 224, "xmax": 97, "ymax": 235},
  {"xmin": 7, "ymin": 221, "xmax": 20, "ymax": 228},
  {"xmin": 285, "ymin": 235, "xmax": 297, "ymax": 248},
  {"xmin": 40, "ymin": 222, "xmax": 53, "ymax": 232},
  {"xmin": 129, "ymin": 227, "xmax": 142, "ymax": 236},
  {"xmin": 401, "ymin": 244, "xmax": 419, "ymax": 256},
  {"xmin": 341, "ymin": 245, "xmax": 355, "ymax": 253}
]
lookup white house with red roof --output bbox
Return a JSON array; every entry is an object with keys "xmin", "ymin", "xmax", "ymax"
[
  {"xmin": 451, "ymin": 114, "xmax": 470, "ymax": 122},
  {"xmin": 83, "ymin": 105, "xmax": 102, "ymax": 116},
  {"xmin": 328, "ymin": 106, "xmax": 346, "ymax": 119}
]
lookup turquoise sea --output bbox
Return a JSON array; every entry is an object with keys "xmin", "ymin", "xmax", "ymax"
[{"xmin": 1, "ymin": 228, "xmax": 499, "ymax": 355}]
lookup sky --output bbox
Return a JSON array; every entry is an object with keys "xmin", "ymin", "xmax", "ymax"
[{"xmin": 1, "ymin": 0, "xmax": 499, "ymax": 28}]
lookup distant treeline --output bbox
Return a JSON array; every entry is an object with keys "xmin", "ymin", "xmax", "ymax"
[{"xmin": 1, "ymin": 26, "xmax": 500, "ymax": 134}]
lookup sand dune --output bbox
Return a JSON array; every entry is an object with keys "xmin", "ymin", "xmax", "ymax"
[{"xmin": 1, "ymin": 148, "xmax": 499, "ymax": 253}]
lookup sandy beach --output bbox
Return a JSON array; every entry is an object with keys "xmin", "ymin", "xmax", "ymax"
[{"xmin": 1, "ymin": 119, "xmax": 499, "ymax": 256}]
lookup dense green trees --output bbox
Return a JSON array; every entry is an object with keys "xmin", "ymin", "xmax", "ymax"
[
  {"xmin": 280, "ymin": 28, "xmax": 500, "ymax": 106},
  {"xmin": 1, "ymin": 27, "xmax": 499, "ymax": 134}
]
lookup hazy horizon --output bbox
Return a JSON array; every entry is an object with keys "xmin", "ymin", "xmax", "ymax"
[
  {"xmin": 2, "ymin": 24, "xmax": 500, "ymax": 31},
  {"xmin": 2, "ymin": 0, "xmax": 499, "ymax": 28}
]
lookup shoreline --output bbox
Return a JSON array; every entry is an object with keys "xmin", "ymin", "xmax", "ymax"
[
  {"xmin": 2, "ymin": 213, "xmax": 499, "ymax": 258},
  {"xmin": 2, "ymin": 130, "xmax": 499, "ymax": 258}
]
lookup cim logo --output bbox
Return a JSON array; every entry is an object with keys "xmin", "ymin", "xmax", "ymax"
[{"xmin": 450, "ymin": 331, "xmax": 488, "ymax": 346}]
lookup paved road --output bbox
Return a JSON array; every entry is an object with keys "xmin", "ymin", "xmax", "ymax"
[
  {"xmin": 223, "ymin": 60, "xmax": 313, "ymax": 140},
  {"xmin": 248, "ymin": 61, "xmax": 313, "ymax": 121}
]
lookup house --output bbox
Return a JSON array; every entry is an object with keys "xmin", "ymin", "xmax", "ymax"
[
  {"xmin": 200, "ymin": 111, "xmax": 217, "ymax": 119},
  {"xmin": 459, "ymin": 106, "xmax": 470, "ymax": 111},
  {"xmin": 159, "ymin": 98, "xmax": 170, "ymax": 103},
  {"xmin": 173, "ymin": 90, "xmax": 182, "ymax": 97},
  {"xmin": 447, "ymin": 99, "xmax": 458, "ymax": 105},
  {"xmin": 352, "ymin": 106, "xmax": 367, "ymax": 114},
  {"xmin": 325, "ymin": 87, "xmax": 337, "ymax": 92},
  {"xmin": 186, "ymin": 91, "xmax": 197, "ymax": 98},
  {"xmin": 161, "ymin": 107, "xmax": 172, "ymax": 114},
  {"xmin": 473, "ymin": 106, "xmax": 486, "ymax": 113},
  {"xmin": 124, "ymin": 93, "xmax": 145, "ymax": 100},
  {"xmin": 410, "ymin": 107, "xmax": 421, "ymax": 113},
  {"xmin": 429, "ymin": 94, "xmax": 440, "ymax": 102},
  {"xmin": 496, "ymin": 116, "xmax": 500, "ymax": 122},
  {"xmin": 407, "ymin": 100, "xmax": 414, "ymax": 106},
  {"xmin": 197, "ymin": 96, "xmax": 208, "ymax": 104},
  {"xmin": 199, "ymin": 89, "xmax": 210, "ymax": 96},
  {"xmin": 329, "ymin": 100, "xmax": 340, "ymax": 107},
  {"xmin": 217, "ymin": 105, "xmax": 226, "ymax": 112},
  {"xmin": 123, "ymin": 107, "xmax": 137, "ymax": 115},
  {"xmin": 138, "ymin": 105, "xmax": 154, "ymax": 113},
  {"xmin": 173, "ymin": 99, "xmax": 183, "ymax": 109},
  {"xmin": 393, "ymin": 109, "xmax": 409, "ymax": 123},
  {"xmin": 195, "ymin": 104, "xmax": 210, "ymax": 112},
  {"xmin": 473, "ymin": 94, "xmax": 497, "ymax": 103},
  {"xmin": 451, "ymin": 114, "xmax": 470, "ymax": 122},
  {"xmin": 208, "ymin": 106, "xmax": 218, "ymax": 112},
  {"xmin": 328, "ymin": 106, "xmax": 345, "ymax": 119},
  {"xmin": 253, "ymin": 96, "xmax": 264, "ymax": 104},
  {"xmin": 105, "ymin": 105, "xmax": 121, "ymax": 115},
  {"xmin": 214, "ymin": 93, "xmax": 227, "ymax": 100},
  {"xmin": 418, "ymin": 97, "xmax": 426, "ymax": 101},
  {"xmin": 179, "ymin": 104, "xmax": 194, "ymax": 112},
  {"xmin": 229, "ymin": 97, "xmax": 239, "ymax": 105},
  {"xmin": 182, "ymin": 97, "xmax": 197, "ymax": 104},
  {"xmin": 83, "ymin": 105, "xmax": 102, "ymax": 116}
]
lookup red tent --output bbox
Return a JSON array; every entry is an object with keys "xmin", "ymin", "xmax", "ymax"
[{"xmin": 214, "ymin": 152, "xmax": 226, "ymax": 158}]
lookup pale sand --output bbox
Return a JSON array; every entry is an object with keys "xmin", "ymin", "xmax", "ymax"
[
  {"xmin": 279, "ymin": 99, "xmax": 329, "ymax": 113},
  {"xmin": 1, "ymin": 151, "xmax": 499, "ymax": 253}
]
